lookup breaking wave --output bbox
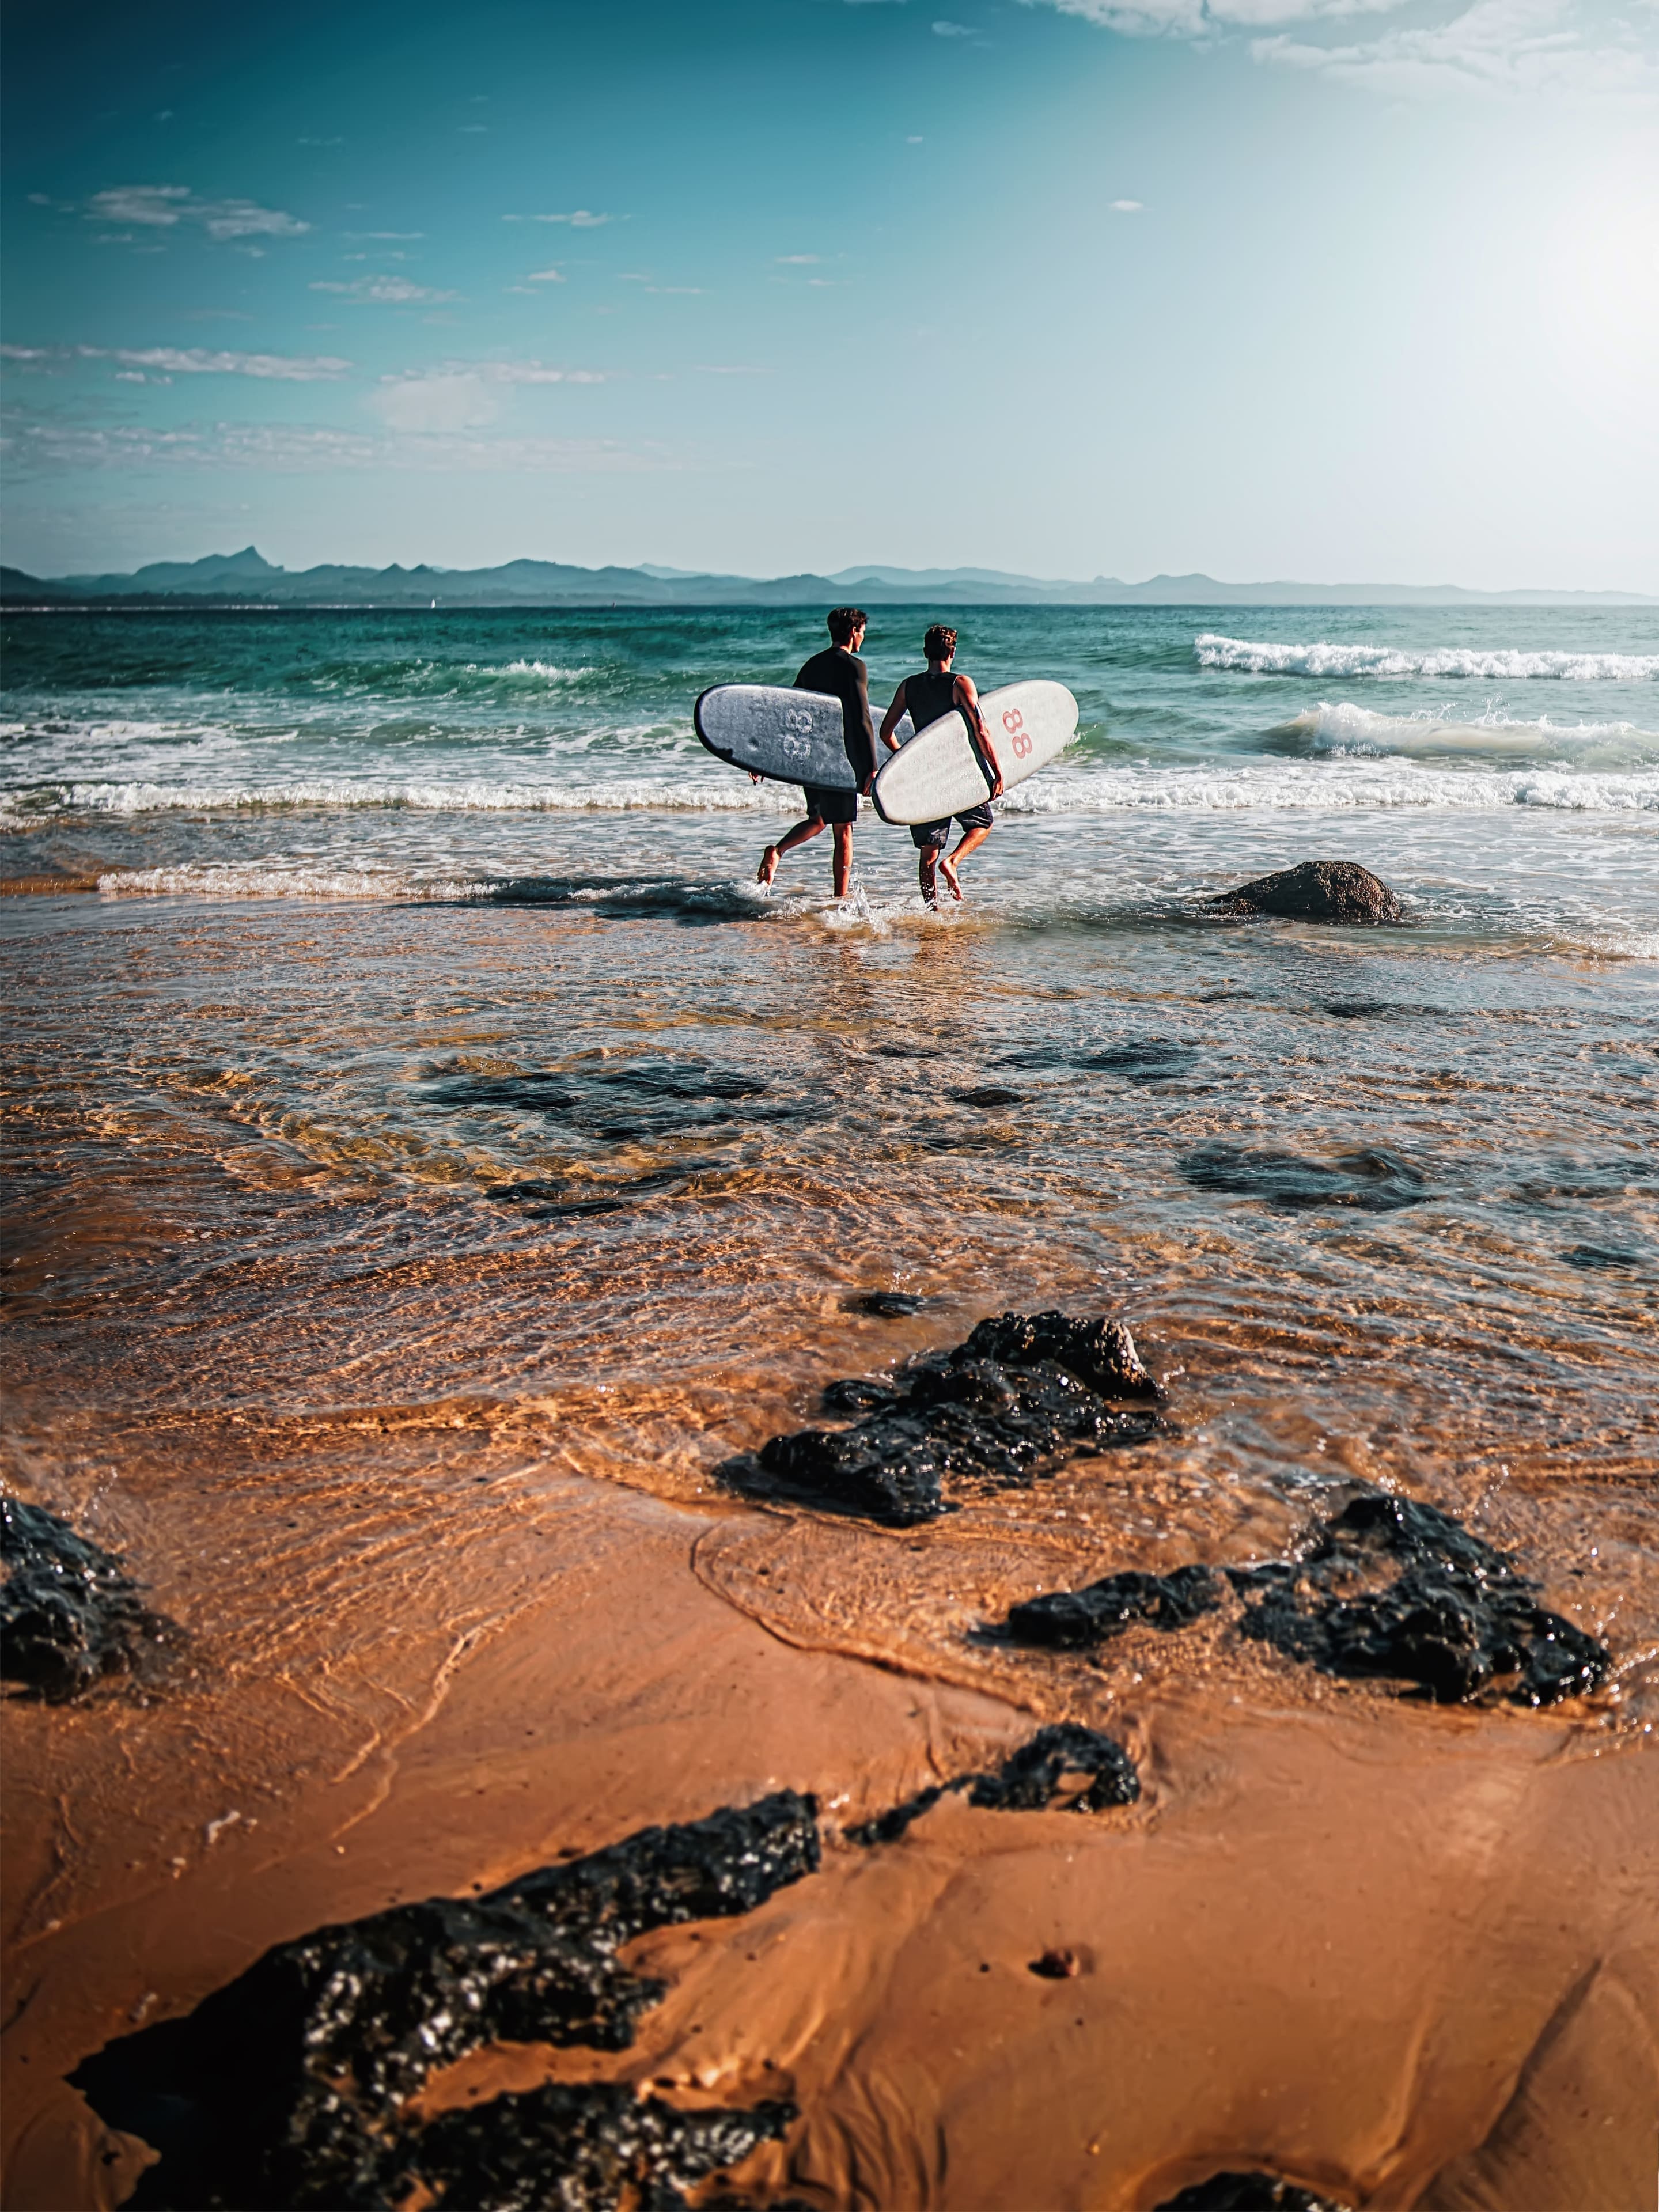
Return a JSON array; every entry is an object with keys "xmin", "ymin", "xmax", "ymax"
[
  {"xmin": 1266, "ymin": 702, "xmax": 1659, "ymax": 768},
  {"xmin": 8, "ymin": 758, "xmax": 1658, "ymax": 827},
  {"xmin": 1196, "ymin": 635, "xmax": 1659, "ymax": 681}
]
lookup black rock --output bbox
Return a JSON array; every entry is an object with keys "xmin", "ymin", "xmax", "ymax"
[
  {"xmin": 849, "ymin": 1722, "xmax": 1139, "ymax": 1844},
  {"xmin": 958, "ymin": 1310, "xmax": 1165, "ymax": 1401},
  {"xmin": 1, "ymin": 1497, "xmax": 184, "ymax": 1703},
  {"xmin": 1002, "ymin": 1493, "xmax": 1610, "ymax": 1710},
  {"xmin": 1156, "ymin": 2175, "xmax": 1344, "ymax": 2212},
  {"xmin": 1235, "ymin": 1493, "xmax": 1610, "ymax": 1707},
  {"xmin": 951, "ymin": 1085, "xmax": 1025, "ymax": 1108},
  {"xmin": 412, "ymin": 2083, "xmax": 796, "ymax": 2212},
  {"xmin": 843, "ymin": 1290, "xmax": 926, "ymax": 1317},
  {"xmin": 72, "ymin": 1792, "xmax": 819, "ymax": 2211},
  {"xmin": 714, "ymin": 1313, "xmax": 1167, "ymax": 1528},
  {"xmin": 1006, "ymin": 1566, "xmax": 1222, "ymax": 1651},
  {"xmin": 1205, "ymin": 861, "xmax": 1404, "ymax": 925},
  {"xmin": 965, "ymin": 1723, "xmax": 1139, "ymax": 1812}
]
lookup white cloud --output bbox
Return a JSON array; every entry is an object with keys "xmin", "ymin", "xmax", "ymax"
[
  {"xmin": 504, "ymin": 210, "xmax": 618, "ymax": 226},
  {"xmin": 525, "ymin": 266, "xmax": 566, "ymax": 283},
  {"xmin": 933, "ymin": 17, "xmax": 976, "ymax": 29},
  {"xmin": 344, "ymin": 230, "xmax": 425, "ymax": 240},
  {"xmin": 104, "ymin": 347, "xmax": 353, "ymax": 380},
  {"xmin": 775, "ymin": 254, "xmax": 820, "ymax": 264},
  {"xmin": 5, "ymin": 414, "xmax": 664, "ymax": 475},
  {"xmin": 1251, "ymin": 0, "xmax": 1659, "ymax": 92},
  {"xmin": 85, "ymin": 185, "xmax": 309, "ymax": 240},
  {"xmin": 5, "ymin": 343, "xmax": 351, "ymax": 380},
  {"xmin": 1024, "ymin": 0, "xmax": 1658, "ymax": 80},
  {"xmin": 1109, "ymin": 198, "xmax": 1145, "ymax": 210},
  {"xmin": 373, "ymin": 373, "xmax": 498, "ymax": 433},
  {"xmin": 694, "ymin": 363, "xmax": 768, "ymax": 374},
  {"xmin": 310, "ymin": 276, "xmax": 459, "ymax": 304}
]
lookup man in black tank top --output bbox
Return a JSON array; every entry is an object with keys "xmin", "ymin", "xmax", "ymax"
[
  {"xmin": 877, "ymin": 624, "xmax": 1003, "ymax": 904},
  {"xmin": 755, "ymin": 607, "xmax": 876, "ymax": 899}
]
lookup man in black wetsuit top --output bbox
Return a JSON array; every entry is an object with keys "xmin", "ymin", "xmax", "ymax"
[
  {"xmin": 878, "ymin": 623, "xmax": 1003, "ymax": 904},
  {"xmin": 756, "ymin": 607, "xmax": 876, "ymax": 899}
]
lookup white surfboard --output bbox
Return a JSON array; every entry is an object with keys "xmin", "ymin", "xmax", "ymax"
[
  {"xmin": 872, "ymin": 680, "xmax": 1078, "ymax": 824},
  {"xmin": 694, "ymin": 684, "xmax": 861, "ymax": 788}
]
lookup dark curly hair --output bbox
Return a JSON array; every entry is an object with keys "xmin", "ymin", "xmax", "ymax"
[
  {"xmin": 827, "ymin": 607, "xmax": 868, "ymax": 646},
  {"xmin": 923, "ymin": 624, "xmax": 958, "ymax": 661}
]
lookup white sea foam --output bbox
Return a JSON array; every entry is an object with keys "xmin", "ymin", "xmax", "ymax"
[
  {"xmin": 1270, "ymin": 702, "xmax": 1659, "ymax": 765},
  {"xmin": 7, "ymin": 757, "xmax": 1658, "ymax": 831},
  {"xmin": 997, "ymin": 762, "xmax": 1659, "ymax": 813},
  {"xmin": 96, "ymin": 864, "xmax": 493, "ymax": 902},
  {"xmin": 1196, "ymin": 634, "xmax": 1659, "ymax": 681},
  {"xmin": 11, "ymin": 775, "xmax": 802, "ymax": 820}
]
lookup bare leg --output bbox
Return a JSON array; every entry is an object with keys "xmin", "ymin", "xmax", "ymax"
[
  {"xmin": 942, "ymin": 821, "xmax": 993, "ymax": 898},
  {"xmin": 757, "ymin": 817, "xmax": 823, "ymax": 885},
  {"xmin": 832, "ymin": 822, "xmax": 854, "ymax": 899},
  {"xmin": 916, "ymin": 846, "xmax": 940, "ymax": 907}
]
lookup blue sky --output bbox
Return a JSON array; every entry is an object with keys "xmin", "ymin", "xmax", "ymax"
[{"xmin": 2, "ymin": 0, "xmax": 1654, "ymax": 586}]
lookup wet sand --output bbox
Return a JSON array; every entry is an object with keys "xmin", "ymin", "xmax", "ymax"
[{"xmin": 4, "ymin": 826, "xmax": 1658, "ymax": 2209}]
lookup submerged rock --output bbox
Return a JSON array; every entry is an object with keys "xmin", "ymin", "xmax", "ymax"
[
  {"xmin": 1002, "ymin": 1491, "xmax": 1610, "ymax": 1709},
  {"xmin": 1, "ymin": 1497, "xmax": 183, "ymax": 1703},
  {"xmin": 1205, "ymin": 861, "xmax": 1404, "ymax": 925},
  {"xmin": 849, "ymin": 1722, "xmax": 1139, "ymax": 1846},
  {"xmin": 73, "ymin": 1792, "xmax": 819, "ymax": 2211},
  {"xmin": 714, "ymin": 1312, "xmax": 1166, "ymax": 1528},
  {"xmin": 1007, "ymin": 1565, "xmax": 1222, "ymax": 1650}
]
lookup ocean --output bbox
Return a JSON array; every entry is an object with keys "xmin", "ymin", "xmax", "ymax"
[{"xmin": 3, "ymin": 601, "xmax": 1657, "ymax": 2204}]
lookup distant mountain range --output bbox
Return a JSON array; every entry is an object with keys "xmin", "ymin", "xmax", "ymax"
[{"xmin": 2, "ymin": 547, "xmax": 1653, "ymax": 608}]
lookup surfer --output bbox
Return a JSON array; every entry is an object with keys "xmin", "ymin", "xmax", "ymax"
[
  {"xmin": 878, "ymin": 624, "xmax": 1003, "ymax": 904},
  {"xmin": 756, "ymin": 608, "xmax": 876, "ymax": 899}
]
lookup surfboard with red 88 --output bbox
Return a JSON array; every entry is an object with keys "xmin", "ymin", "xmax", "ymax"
[{"xmin": 1002, "ymin": 704, "xmax": 1035, "ymax": 758}]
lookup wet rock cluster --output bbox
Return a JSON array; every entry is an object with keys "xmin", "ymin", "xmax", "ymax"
[
  {"xmin": 1007, "ymin": 1565, "xmax": 1222, "ymax": 1650},
  {"xmin": 1, "ymin": 1497, "xmax": 183, "ymax": 1703},
  {"xmin": 1233, "ymin": 1493, "xmax": 1610, "ymax": 1707},
  {"xmin": 849, "ymin": 1722, "xmax": 1140, "ymax": 1846},
  {"xmin": 714, "ymin": 1310, "xmax": 1166, "ymax": 1528},
  {"xmin": 73, "ymin": 1793, "xmax": 820, "ymax": 2211},
  {"xmin": 1203, "ymin": 860, "xmax": 1404, "ymax": 925},
  {"xmin": 1004, "ymin": 1491, "xmax": 1610, "ymax": 1708}
]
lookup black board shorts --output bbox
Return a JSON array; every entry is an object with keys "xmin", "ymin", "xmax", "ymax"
[
  {"xmin": 911, "ymin": 801, "xmax": 994, "ymax": 851},
  {"xmin": 802, "ymin": 785, "xmax": 859, "ymax": 825}
]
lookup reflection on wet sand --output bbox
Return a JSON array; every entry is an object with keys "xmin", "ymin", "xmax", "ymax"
[{"xmin": 3, "ymin": 816, "xmax": 1657, "ymax": 2209}]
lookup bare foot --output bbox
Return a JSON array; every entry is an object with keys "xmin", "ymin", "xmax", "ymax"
[
  {"xmin": 756, "ymin": 846, "xmax": 779, "ymax": 887},
  {"xmin": 938, "ymin": 855, "xmax": 962, "ymax": 902}
]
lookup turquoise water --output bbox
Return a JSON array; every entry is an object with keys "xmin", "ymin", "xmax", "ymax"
[{"xmin": 3, "ymin": 601, "xmax": 1656, "ymax": 953}]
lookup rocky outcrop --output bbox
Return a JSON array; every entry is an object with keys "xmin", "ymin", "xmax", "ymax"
[
  {"xmin": 1205, "ymin": 861, "xmax": 1404, "ymax": 923},
  {"xmin": 715, "ymin": 1311, "xmax": 1167, "ymax": 1527},
  {"xmin": 73, "ymin": 1793, "xmax": 820, "ymax": 2211},
  {"xmin": 1001, "ymin": 1491, "xmax": 1610, "ymax": 1709},
  {"xmin": 1, "ymin": 1497, "xmax": 184, "ymax": 1702},
  {"xmin": 850, "ymin": 1722, "xmax": 1140, "ymax": 1845},
  {"xmin": 1007, "ymin": 1565, "xmax": 1222, "ymax": 1650}
]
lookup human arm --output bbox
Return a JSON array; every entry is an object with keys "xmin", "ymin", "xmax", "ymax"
[
  {"xmin": 878, "ymin": 680, "xmax": 908, "ymax": 753},
  {"xmin": 955, "ymin": 675, "xmax": 1003, "ymax": 798}
]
